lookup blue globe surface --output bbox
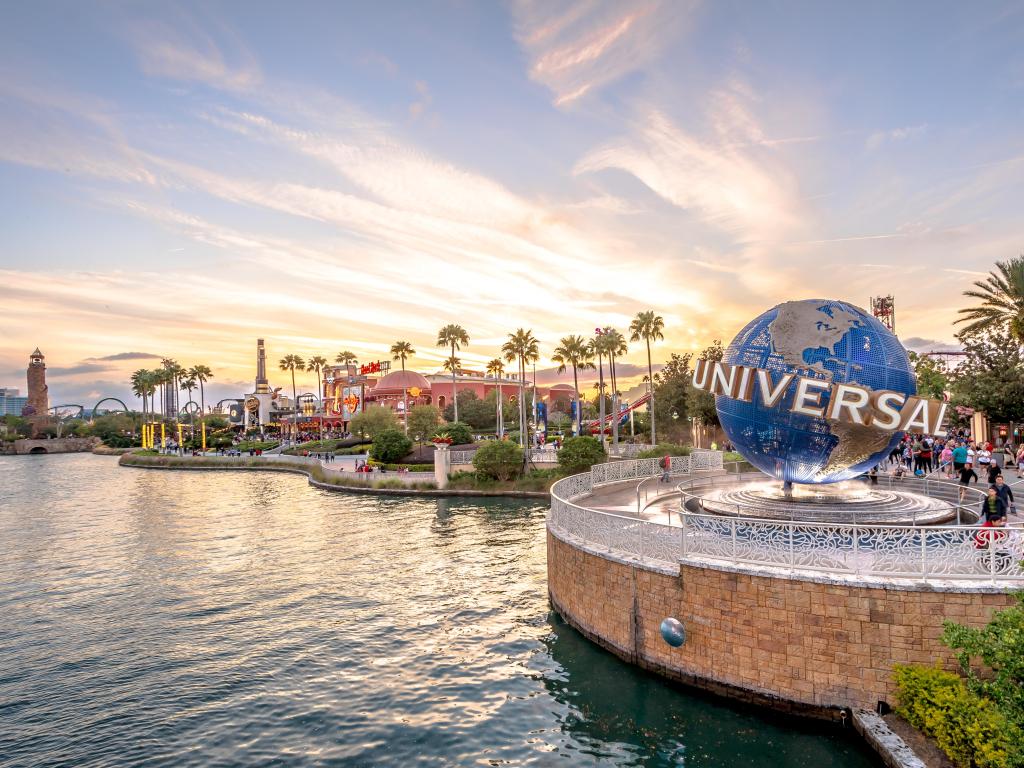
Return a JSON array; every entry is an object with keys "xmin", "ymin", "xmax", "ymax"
[{"xmin": 716, "ymin": 299, "xmax": 916, "ymax": 484}]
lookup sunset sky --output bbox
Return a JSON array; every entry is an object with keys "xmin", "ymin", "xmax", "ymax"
[{"xmin": 2, "ymin": 1, "xmax": 1023, "ymax": 408}]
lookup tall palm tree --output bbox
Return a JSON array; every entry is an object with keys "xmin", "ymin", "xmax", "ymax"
[
  {"xmin": 630, "ymin": 310, "xmax": 666, "ymax": 445},
  {"xmin": 180, "ymin": 373, "xmax": 198, "ymax": 428},
  {"xmin": 335, "ymin": 350, "xmax": 358, "ymax": 371},
  {"xmin": 502, "ymin": 329, "xmax": 539, "ymax": 448},
  {"xmin": 390, "ymin": 341, "xmax": 416, "ymax": 433},
  {"xmin": 131, "ymin": 369, "xmax": 150, "ymax": 417},
  {"xmin": 604, "ymin": 329, "xmax": 628, "ymax": 445},
  {"xmin": 956, "ymin": 256, "xmax": 1024, "ymax": 342},
  {"xmin": 279, "ymin": 354, "xmax": 306, "ymax": 438},
  {"xmin": 307, "ymin": 356, "xmax": 327, "ymax": 402},
  {"xmin": 486, "ymin": 358, "xmax": 505, "ymax": 437},
  {"xmin": 161, "ymin": 359, "xmax": 185, "ymax": 419},
  {"xmin": 437, "ymin": 324, "xmax": 469, "ymax": 423},
  {"xmin": 552, "ymin": 335, "xmax": 595, "ymax": 437},
  {"xmin": 589, "ymin": 335, "xmax": 609, "ymax": 448},
  {"xmin": 188, "ymin": 364, "xmax": 213, "ymax": 418}
]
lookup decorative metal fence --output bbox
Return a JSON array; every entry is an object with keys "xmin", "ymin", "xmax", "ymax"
[
  {"xmin": 548, "ymin": 457, "xmax": 1024, "ymax": 584},
  {"xmin": 449, "ymin": 450, "xmax": 477, "ymax": 464}
]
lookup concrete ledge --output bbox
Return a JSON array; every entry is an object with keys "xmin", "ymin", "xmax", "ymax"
[
  {"xmin": 853, "ymin": 710, "xmax": 927, "ymax": 768},
  {"xmin": 119, "ymin": 453, "xmax": 550, "ymax": 499}
]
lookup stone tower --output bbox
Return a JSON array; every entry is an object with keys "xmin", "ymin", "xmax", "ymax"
[{"xmin": 26, "ymin": 348, "xmax": 49, "ymax": 416}]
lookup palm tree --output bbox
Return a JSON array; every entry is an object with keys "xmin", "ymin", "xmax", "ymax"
[
  {"xmin": 956, "ymin": 256, "xmax": 1024, "ymax": 342},
  {"xmin": 131, "ymin": 369, "xmax": 151, "ymax": 417},
  {"xmin": 437, "ymin": 324, "xmax": 469, "ymax": 423},
  {"xmin": 279, "ymin": 354, "xmax": 306, "ymax": 439},
  {"xmin": 552, "ymin": 335, "xmax": 595, "ymax": 437},
  {"xmin": 161, "ymin": 359, "xmax": 185, "ymax": 419},
  {"xmin": 180, "ymin": 373, "xmax": 198, "ymax": 428},
  {"xmin": 390, "ymin": 341, "xmax": 416, "ymax": 433},
  {"xmin": 188, "ymin": 364, "xmax": 213, "ymax": 418},
  {"xmin": 335, "ymin": 350, "xmax": 358, "ymax": 371},
  {"xmin": 589, "ymin": 335, "xmax": 609, "ymax": 448},
  {"xmin": 307, "ymin": 356, "xmax": 327, "ymax": 401},
  {"xmin": 630, "ymin": 310, "xmax": 665, "ymax": 445},
  {"xmin": 502, "ymin": 329, "xmax": 539, "ymax": 448},
  {"xmin": 604, "ymin": 329, "xmax": 628, "ymax": 445},
  {"xmin": 486, "ymin": 358, "xmax": 505, "ymax": 437}
]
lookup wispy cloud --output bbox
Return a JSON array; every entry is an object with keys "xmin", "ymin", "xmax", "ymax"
[
  {"xmin": 511, "ymin": 0, "xmax": 695, "ymax": 106},
  {"xmin": 866, "ymin": 124, "xmax": 927, "ymax": 151},
  {"xmin": 88, "ymin": 352, "xmax": 163, "ymax": 361}
]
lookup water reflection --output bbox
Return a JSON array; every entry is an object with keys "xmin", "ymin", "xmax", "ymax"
[{"xmin": 0, "ymin": 455, "xmax": 879, "ymax": 767}]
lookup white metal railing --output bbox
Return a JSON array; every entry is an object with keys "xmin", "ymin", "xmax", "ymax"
[
  {"xmin": 607, "ymin": 443, "xmax": 653, "ymax": 457},
  {"xmin": 449, "ymin": 450, "xmax": 477, "ymax": 464},
  {"xmin": 548, "ymin": 457, "xmax": 1024, "ymax": 584}
]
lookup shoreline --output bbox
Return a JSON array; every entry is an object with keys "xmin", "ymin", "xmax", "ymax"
[{"xmin": 118, "ymin": 452, "xmax": 550, "ymax": 499}]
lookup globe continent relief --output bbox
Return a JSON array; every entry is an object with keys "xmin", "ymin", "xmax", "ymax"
[{"xmin": 715, "ymin": 299, "xmax": 916, "ymax": 484}]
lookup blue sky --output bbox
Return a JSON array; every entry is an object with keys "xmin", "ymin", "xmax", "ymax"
[{"xmin": 1, "ymin": 1, "xmax": 1023, "ymax": 406}]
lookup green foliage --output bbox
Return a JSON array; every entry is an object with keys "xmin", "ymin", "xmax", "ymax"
[
  {"xmin": 637, "ymin": 444, "xmax": 692, "ymax": 459},
  {"xmin": 282, "ymin": 438, "xmax": 370, "ymax": 455},
  {"xmin": 202, "ymin": 415, "xmax": 230, "ymax": 430},
  {"xmin": 893, "ymin": 664, "xmax": 1018, "ymax": 768},
  {"xmin": 407, "ymin": 405, "xmax": 442, "ymax": 443},
  {"xmin": 1, "ymin": 415, "xmax": 31, "ymax": 438},
  {"xmin": 369, "ymin": 429, "xmax": 413, "ymax": 463},
  {"xmin": 942, "ymin": 593, "xmax": 1024, "ymax": 730},
  {"xmin": 434, "ymin": 421, "xmax": 473, "ymax": 446},
  {"xmin": 442, "ymin": 391, "xmax": 494, "ymax": 429},
  {"xmin": 908, "ymin": 351, "xmax": 950, "ymax": 401},
  {"xmin": 367, "ymin": 461, "xmax": 433, "ymax": 472},
  {"xmin": 472, "ymin": 440, "xmax": 524, "ymax": 481},
  {"xmin": 349, "ymin": 405, "xmax": 400, "ymax": 440},
  {"xmin": 951, "ymin": 328, "xmax": 1024, "ymax": 423},
  {"xmin": 557, "ymin": 436, "xmax": 606, "ymax": 474},
  {"xmin": 234, "ymin": 440, "xmax": 279, "ymax": 451},
  {"xmin": 90, "ymin": 413, "xmax": 137, "ymax": 447}
]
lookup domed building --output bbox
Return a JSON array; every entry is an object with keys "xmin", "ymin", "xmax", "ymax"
[{"xmin": 363, "ymin": 369, "xmax": 432, "ymax": 422}]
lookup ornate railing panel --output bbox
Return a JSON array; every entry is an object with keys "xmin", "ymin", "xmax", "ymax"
[{"xmin": 549, "ymin": 455, "xmax": 1024, "ymax": 584}]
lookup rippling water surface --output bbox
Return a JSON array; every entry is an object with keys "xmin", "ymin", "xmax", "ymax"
[{"xmin": 0, "ymin": 455, "xmax": 878, "ymax": 767}]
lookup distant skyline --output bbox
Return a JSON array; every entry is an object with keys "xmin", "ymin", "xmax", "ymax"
[{"xmin": 2, "ymin": 1, "xmax": 1023, "ymax": 407}]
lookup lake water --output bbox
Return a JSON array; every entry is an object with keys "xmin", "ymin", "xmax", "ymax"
[{"xmin": 0, "ymin": 454, "xmax": 879, "ymax": 767}]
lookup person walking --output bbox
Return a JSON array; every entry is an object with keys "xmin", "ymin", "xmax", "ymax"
[
  {"xmin": 952, "ymin": 441, "xmax": 968, "ymax": 474},
  {"xmin": 980, "ymin": 485, "xmax": 1008, "ymax": 522},
  {"xmin": 993, "ymin": 474, "xmax": 1016, "ymax": 515},
  {"xmin": 939, "ymin": 442, "xmax": 954, "ymax": 478},
  {"xmin": 958, "ymin": 462, "xmax": 978, "ymax": 502},
  {"xmin": 1015, "ymin": 445, "xmax": 1024, "ymax": 478},
  {"xmin": 660, "ymin": 454, "xmax": 671, "ymax": 483}
]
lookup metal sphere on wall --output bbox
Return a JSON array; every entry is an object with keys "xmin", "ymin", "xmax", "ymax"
[{"xmin": 660, "ymin": 617, "xmax": 686, "ymax": 648}]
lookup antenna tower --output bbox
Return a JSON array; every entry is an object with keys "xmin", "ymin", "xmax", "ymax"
[{"xmin": 870, "ymin": 295, "xmax": 896, "ymax": 334}]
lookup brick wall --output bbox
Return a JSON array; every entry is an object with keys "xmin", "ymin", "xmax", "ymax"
[{"xmin": 547, "ymin": 530, "xmax": 1016, "ymax": 715}]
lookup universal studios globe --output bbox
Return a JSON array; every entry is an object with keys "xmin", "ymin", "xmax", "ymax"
[{"xmin": 716, "ymin": 299, "xmax": 916, "ymax": 485}]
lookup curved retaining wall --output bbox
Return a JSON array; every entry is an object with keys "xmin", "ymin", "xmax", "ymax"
[{"xmin": 547, "ymin": 474, "xmax": 1018, "ymax": 717}]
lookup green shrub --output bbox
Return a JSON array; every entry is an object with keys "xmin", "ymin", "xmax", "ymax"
[
  {"xmin": 434, "ymin": 421, "xmax": 473, "ymax": 446},
  {"xmin": 893, "ymin": 664, "xmax": 1016, "ymax": 768},
  {"xmin": 367, "ymin": 461, "xmax": 433, "ymax": 472},
  {"xmin": 557, "ymin": 436, "xmax": 606, "ymax": 474},
  {"xmin": 472, "ymin": 440, "xmax": 524, "ymax": 481},
  {"xmin": 636, "ymin": 444, "xmax": 692, "ymax": 459},
  {"xmin": 370, "ymin": 429, "xmax": 413, "ymax": 463}
]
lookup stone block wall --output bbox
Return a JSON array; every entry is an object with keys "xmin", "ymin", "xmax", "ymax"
[{"xmin": 547, "ymin": 530, "xmax": 1016, "ymax": 715}]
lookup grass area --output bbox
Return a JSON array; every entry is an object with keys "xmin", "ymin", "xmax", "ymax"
[
  {"xmin": 234, "ymin": 440, "xmax": 280, "ymax": 452},
  {"xmin": 447, "ymin": 467, "xmax": 564, "ymax": 493},
  {"xmin": 282, "ymin": 439, "xmax": 370, "ymax": 456}
]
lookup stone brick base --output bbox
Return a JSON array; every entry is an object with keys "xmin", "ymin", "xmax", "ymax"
[{"xmin": 547, "ymin": 529, "xmax": 1016, "ymax": 715}]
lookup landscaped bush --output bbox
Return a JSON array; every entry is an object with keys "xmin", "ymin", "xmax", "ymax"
[
  {"xmin": 636, "ymin": 444, "xmax": 692, "ymax": 459},
  {"xmin": 370, "ymin": 429, "xmax": 413, "ymax": 463},
  {"xmin": 557, "ymin": 436, "xmax": 606, "ymax": 474},
  {"xmin": 893, "ymin": 664, "xmax": 1016, "ymax": 768},
  {"xmin": 472, "ymin": 440, "xmax": 524, "ymax": 481},
  {"xmin": 433, "ymin": 421, "xmax": 472, "ymax": 446},
  {"xmin": 367, "ymin": 461, "xmax": 433, "ymax": 472}
]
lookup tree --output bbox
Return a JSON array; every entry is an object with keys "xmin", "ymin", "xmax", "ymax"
[
  {"xmin": 473, "ymin": 441, "xmax": 524, "ymax": 481},
  {"xmin": 161, "ymin": 359, "xmax": 185, "ymax": 418},
  {"xmin": 278, "ymin": 354, "xmax": 306, "ymax": 437},
  {"xmin": 502, "ymin": 328, "xmax": 539, "ymax": 447},
  {"xmin": 956, "ymin": 255, "xmax": 1024, "ymax": 342},
  {"xmin": 552, "ymin": 335, "xmax": 594, "ymax": 438},
  {"xmin": 130, "ymin": 369, "xmax": 152, "ymax": 417},
  {"xmin": 589, "ymin": 334, "xmax": 609, "ymax": 446},
  {"xmin": 437, "ymin": 324, "xmax": 469, "ymax": 423},
  {"xmin": 390, "ymin": 340, "xmax": 416, "ymax": 432},
  {"xmin": 907, "ymin": 352, "xmax": 949, "ymax": 401},
  {"xmin": 630, "ymin": 310, "xmax": 666, "ymax": 444},
  {"xmin": 652, "ymin": 353, "xmax": 693, "ymax": 442},
  {"xmin": 443, "ymin": 390, "xmax": 492, "ymax": 429},
  {"xmin": 307, "ymin": 356, "xmax": 327, "ymax": 403},
  {"xmin": 407, "ymin": 404, "xmax": 441, "ymax": 444},
  {"xmin": 486, "ymin": 358, "xmax": 505, "ymax": 437},
  {"xmin": 188, "ymin": 364, "xmax": 213, "ymax": 418},
  {"xmin": 557, "ymin": 436, "xmax": 606, "ymax": 474},
  {"xmin": 91, "ymin": 413, "xmax": 136, "ymax": 447},
  {"xmin": 950, "ymin": 328, "xmax": 1024, "ymax": 423},
  {"xmin": 180, "ymin": 373, "xmax": 198, "ymax": 426},
  {"xmin": 602, "ymin": 328, "xmax": 628, "ymax": 445},
  {"xmin": 335, "ymin": 350, "xmax": 358, "ymax": 369},
  {"xmin": 690, "ymin": 341, "xmax": 723, "ymax": 430},
  {"xmin": 349, "ymin": 405, "xmax": 399, "ymax": 440},
  {"xmin": 370, "ymin": 429, "xmax": 413, "ymax": 463}
]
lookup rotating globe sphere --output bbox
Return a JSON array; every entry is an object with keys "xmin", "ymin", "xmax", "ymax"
[{"xmin": 716, "ymin": 299, "xmax": 916, "ymax": 485}]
